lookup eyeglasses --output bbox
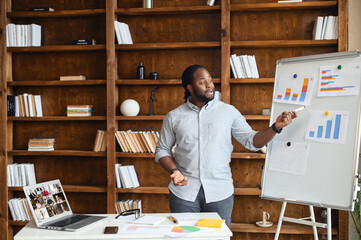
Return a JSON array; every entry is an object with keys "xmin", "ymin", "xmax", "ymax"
[{"xmin": 115, "ymin": 209, "xmax": 141, "ymax": 220}]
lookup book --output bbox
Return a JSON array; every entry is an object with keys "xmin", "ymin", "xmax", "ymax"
[
  {"xmin": 60, "ymin": 75, "xmax": 86, "ymax": 81},
  {"xmin": 313, "ymin": 16, "xmax": 324, "ymax": 40},
  {"xmin": 196, "ymin": 218, "xmax": 226, "ymax": 228},
  {"xmin": 29, "ymin": 7, "xmax": 54, "ymax": 11},
  {"xmin": 71, "ymin": 39, "xmax": 96, "ymax": 45}
]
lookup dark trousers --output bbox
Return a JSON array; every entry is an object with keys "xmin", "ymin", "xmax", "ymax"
[{"xmin": 169, "ymin": 185, "xmax": 234, "ymax": 227}]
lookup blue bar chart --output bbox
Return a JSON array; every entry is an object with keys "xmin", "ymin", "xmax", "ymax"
[{"xmin": 305, "ymin": 110, "xmax": 349, "ymax": 144}]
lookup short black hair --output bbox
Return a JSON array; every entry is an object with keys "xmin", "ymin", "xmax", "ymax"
[{"xmin": 181, "ymin": 64, "xmax": 206, "ymax": 102}]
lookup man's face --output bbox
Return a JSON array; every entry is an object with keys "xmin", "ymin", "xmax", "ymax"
[{"xmin": 190, "ymin": 68, "xmax": 215, "ymax": 102}]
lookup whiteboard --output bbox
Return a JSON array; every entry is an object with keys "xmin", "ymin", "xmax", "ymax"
[{"xmin": 261, "ymin": 51, "xmax": 361, "ymax": 211}]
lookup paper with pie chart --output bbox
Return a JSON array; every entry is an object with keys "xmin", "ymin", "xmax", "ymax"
[
  {"xmin": 305, "ymin": 110, "xmax": 349, "ymax": 144},
  {"xmin": 317, "ymin": 63, "xmax": 361, "ymax": 97},
  {"xmin": 268, "ymin": 140, "xmax": 309, "ymax": 176},
  {"xmin": 274, "ymin": 74, "xmax": 315, "ymax": 106}
]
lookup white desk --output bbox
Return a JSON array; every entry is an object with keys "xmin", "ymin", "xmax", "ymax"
[{"xmin": 14, "ymin": 212, "xmax": 232, "ymax": 240}]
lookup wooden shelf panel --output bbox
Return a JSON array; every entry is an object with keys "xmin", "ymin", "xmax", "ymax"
[
  {"xmin": 7, "ymin": 80, "xmax": 106, "ymax": 86},
  {"xmin": 230, "ymin": 223, "xmax": 337, "ymax": 235},
  {"xmin": 116, "ymin": 187, "xmax": 260, "ymax": 195},
  {"xmin": 116, "ymin": 5, "xmax": 220, "ymax": 15},
  {"xmin": 8, "ymin": 150, "xmax": 106, "ymax": 157},
  {"xmin": 231, "ymin": 40, "xmax": 338, "ymax": 48},
  {"xmin": 116, "ymin": 152, "xmax": 265, "ymax": 159},
  {"xmin": 231, "ymin": 1, "xmax": 337, "ymax": 12},
  {"xmin": 9, "ymin": 185, "xmax": 106, "ymax": 193},
  {"xmin": 8, "ymin": 221, "xmax": 28, "ymax": 226},
  {"xmin": 8, "ymin": 116, "xmax": 106, "ymax": 121},
  {"xmin": 7, "ymin": 45, "xmax": 105, "ymax": 53},
  {"xmin": 116, "ymin": 42, "xmax": 220, "ymax": 51},
  {"xmin": 116, "ymin": 78, "xmax": 221, "ymax": 85},
  {"xmin": 229, "ymin": 78, "xmax": 274, "ymax": 84},
  {"xmin": 7, "ymin": 9, "xmax": 105, "ymax": 18}
]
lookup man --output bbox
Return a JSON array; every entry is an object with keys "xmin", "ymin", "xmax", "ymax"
[{"xmin": 155, "ymin": 64, "xmax": 297, "ymax": 226}]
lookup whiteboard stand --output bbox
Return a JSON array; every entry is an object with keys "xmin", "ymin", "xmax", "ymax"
[{"xmin": 274, "ymin": 202, "xmax": 331, "ymax": 240}]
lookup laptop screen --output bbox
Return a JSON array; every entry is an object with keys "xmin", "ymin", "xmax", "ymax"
[{"xmin": 24, "ymin": 180, "xmax": 72, "ymax": 225}]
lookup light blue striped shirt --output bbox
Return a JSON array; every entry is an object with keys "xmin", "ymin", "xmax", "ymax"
[{"xmin": 155, "ymin": 98, "xmax": 260, "ymax": 203}]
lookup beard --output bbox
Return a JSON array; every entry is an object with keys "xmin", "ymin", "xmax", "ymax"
[{"xmin": 193, "ymin": 87, "xmax": 214, "ymax": 102}]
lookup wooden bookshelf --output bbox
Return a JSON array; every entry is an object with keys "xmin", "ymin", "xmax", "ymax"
[{"xmin": 0, "ymin": 0, "xmax": 349, "ymax": 240}]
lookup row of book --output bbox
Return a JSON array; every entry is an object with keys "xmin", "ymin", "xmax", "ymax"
[
  {"xmin": 8, "ymin": 198, "xmax": 33, "ymax": 221},
  {"xmin": 115, "ymin": 199, "xmax": 142, "ymax": 214},
  {"xmin": 313, "ymin": 16, "xmax": 338, "ymax": 40},
  {"xmin": 114, "ymin": 21, "xmax": 133, "ymax": 44},
  {"xmin": 116, "ymin": 130, "xmax": 159, "ymax": 153},
  {"xmin": 230, "ymin": 54, "xmax": 259, "ymax": 79},
  {"xmin": 6, "ymin": 23, "xmax": 41, "ymax": 47},
  {"xmin": 93, "ymin": 130, "xmax": 107, "ymax": 152},
  {"xmin": 7, "ymin": 163, "xmax": 36, "ymax": 187},
  {"xmin": 67, "ymin": 105, "xmax": 93, "ymax": 117},
  {"xmin": 28, "ymin": 138, "xmax": 55, "ymax": 151},
  {"xmin": 7, "ymin": 94, "xmax": 43, "ymax": 117},
  {"xmin": 115, "ymin": 164, "xmax": 140, "ymax": 188}
]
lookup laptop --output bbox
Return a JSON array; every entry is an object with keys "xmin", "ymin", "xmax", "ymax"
[{"xmin": 23, "ymin": 179, "xmax": 106, "ymax": 231}]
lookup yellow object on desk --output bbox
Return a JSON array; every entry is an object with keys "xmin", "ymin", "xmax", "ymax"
[{"xmin": 196, "ymin": 218, "xmax": 225, "ymax": 228}]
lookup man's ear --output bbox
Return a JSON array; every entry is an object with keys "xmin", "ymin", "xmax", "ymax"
[{"xmin": 187, "ymin": 84, "xmax": 193, "ymax": 93}]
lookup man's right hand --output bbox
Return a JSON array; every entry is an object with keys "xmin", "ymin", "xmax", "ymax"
[{"xmin": 171, "ymin": 170, "xmax": 188, "ymax": 186}]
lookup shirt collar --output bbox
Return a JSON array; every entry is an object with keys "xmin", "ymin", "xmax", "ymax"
[{"xmin": 186, "ymin": 97, "xmax": 216, "ymax": 111}]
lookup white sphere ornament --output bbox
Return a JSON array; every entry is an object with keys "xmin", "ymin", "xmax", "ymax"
[{"xmin": 120, "ymin": 99, "xmax": 140, "ymax": 116}]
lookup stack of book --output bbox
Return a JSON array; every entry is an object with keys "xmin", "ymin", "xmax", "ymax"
[
  {"xmin": 313, "ymin": 16, "xmax": 338, "ymax": 40},
  {"xmin": 8, "ymin": 198, "xmax": 33, "ymax": 221},
  {"xmin": 230, "ymin": 54, "xmax": 259, "ymax": 79},
  {"xmin": 115, "ymin": 130, "xmax": 159, "ymax": 153},
  {"xmin": 7, "ymin": 163, "xmax": 37, "ymax": 187},
  {"xmin": 28, "ymin": 138, "xmax": 55, "ymax": 151},
  {"xmin": 6, "ymin": 23, "xmax": 41, "ymax": 47},
  {"xmin": 93, "ymin": 130, "xmax": 107, "ymax": 152},
  {"xmin": 114, "ymin": 21, "xmax": 133, "ymax": 44},
  {"xmin": 115, "ymin": 199, "xmax": 142, "ymax": 214},
  {"xmin": 67, "ymin": 105, "xmax": 92, "ymax": 117},
  {"xmin": 115, "ymin": 164, "xmax": 140, "ymax": 188},
  {"xmin": 7, "ymin": 94, "xmax": 43, "ymax": 117}
]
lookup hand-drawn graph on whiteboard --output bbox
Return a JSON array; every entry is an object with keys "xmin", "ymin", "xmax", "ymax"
[
  {"xmin": 268, "ymin": 140, "xmax": 309, "ymax": 175},
  {"xmin": 274, "ymin": 75, "xmax": 314, "ymax": 106},
  {"xmin": 305, "ymin": 110, "xmax": 349, "ymax": 144},
  {"xmin": 317, "ymin": 63, "xmax": 361, "ymax": 97}
]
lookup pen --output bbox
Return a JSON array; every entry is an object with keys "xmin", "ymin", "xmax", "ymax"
[
  {"xmin": 290, "ymin": 106, "xmax": 305, "ymax": 115},
  {"xmin": 169, "ymin": 216, "xmax": 177, "ymax": 224}
]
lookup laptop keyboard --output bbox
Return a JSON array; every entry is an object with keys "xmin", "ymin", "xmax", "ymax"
[{"xmin": 48, "ymin": 215, "xmax": 91, "ymax": 227}]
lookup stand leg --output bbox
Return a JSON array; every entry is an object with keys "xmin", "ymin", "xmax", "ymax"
[
  {"xmin": 274, "ymin": 202, "xmax": 287, "ymax": 240},
  {"xmin": 309, "ymin": 205, "xmax": 319, "ymax": 240},
  {"xmin": 327, "ymin": 208, "xmax": 332, "ymax": 240}
]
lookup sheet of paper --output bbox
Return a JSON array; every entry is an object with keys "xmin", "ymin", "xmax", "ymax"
[
  {"xmin": 305, "ymin": 110, "xmax": 349, "ymax": 144},
  {"xmin": 115, "ymin": 215, "xmax": 166, "ymax": 225},
  {"xmin": 274, "ymin": 74, "xmax": 315, "ymax": 106},
  {"xmin": 268, "ymin": 140, "xmax": 309, "ymax": 175},
  {"xmin": 317, "ymin": 63, "xmax": 361, "ymax": 97}
]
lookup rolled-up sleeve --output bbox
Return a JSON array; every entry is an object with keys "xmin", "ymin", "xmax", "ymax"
[
  {"xmin": 155, "ymin": 113, "xmax": 176, "ymax": 163},
  {"xmin": 231, "ymin": 113, "xmax": 261, "ymax": 152}
]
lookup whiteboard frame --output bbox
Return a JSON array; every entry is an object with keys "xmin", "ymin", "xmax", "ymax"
[{"xmin": 260, "ymin": 51, "xmax": 361, "ymax": 211}]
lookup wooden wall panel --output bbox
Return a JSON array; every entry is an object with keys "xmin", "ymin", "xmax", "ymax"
[
  {"xmin": 11, "ymin": 0, "xmax": 105, "ymax": 11},
  {"xmin": 13, "ymin": 121, "xmax": 106, "ymax": 150},
  {"xmin": 12, "ymin": 17, "xmax": 106, "ymax": 45},
  {"xmin": 231, "ymin": 159, "xmax": 264, "ymax": 188},
  {"xmin": 118, "ymin": 158, "xmax": 170, "ymax": 187},
  {"xmin": 65, "ymin": 193, "xmax": 107, "ymax": 214},
  {"xmin": 117, "ymin": 121, "xmax": 163, "ymax": 132},
  {"xmin": 118, "ymin": 14, "xmax": 220, "ymax": 43},
  {"xmin": 12, "ymin": 52, "xmax": 106, "ymax": 81},
  {"xmin": 117, "ymin": 49, "xmax": 221, "ymax": 79},
  {"xmin": 117, "ymin": 0, "xmax": 212, "ymax": 8},
  {"xmin": 231, "ymin": 9, "xmax": 338, "ymax": 41},
  {"xmin": 13, "ymin": 86, "xmax": 106, "ymax": 116},
  {"xmin": 15, "ymin": 156, "xmax": 107, "ymax": 186},
  {"xmin": 231, "ymin": 47, "xmax": 338, "ymax": 78}
]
